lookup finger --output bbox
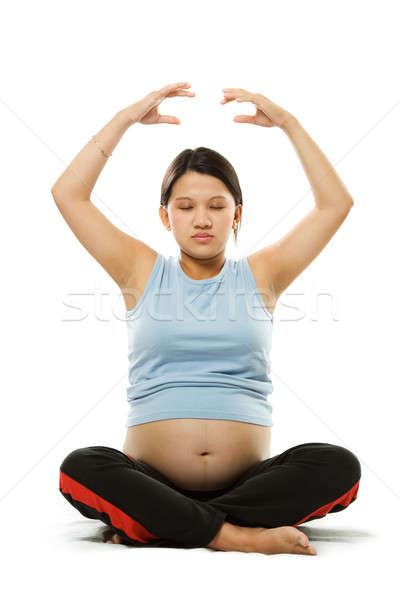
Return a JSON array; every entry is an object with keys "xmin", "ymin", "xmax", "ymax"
[
  {"xmin": 221, "ymin": 91, "xmax": 237, "ymax": 101},
  {"xmin": 164, "ymin": 81, "xmax": 191, "ymax": 91},
  {"xmin": 222, "ymin": 87, "xmax": 249, "ymax": 96},
  {"xmin": 161, "ymin": 84, "xmax": 194, "ymax": 101},
  {"xmin": 221, "ymin": 92, "xmax": 249, "ymax": 105},
  {"xmin": 220, "ymin": 97, "xmax": 236, "ymax": 105},
  {"xmin": 158, "ymin": 115, "xmax": 181, "ymax": 124},
  {"xmin": 220, "ymin": 97, "xmax": 248, "ymax": 106},
  {"xmin": 233, "ymin": 115, "xmax": 255, "ymax": 124},
  {"xmin": 156, "ymin": 82, "xmax": 190, "ymax": 98},
  {"xmin": 167, "ymin": 90, "xmax": 196, "ymax": 98}
]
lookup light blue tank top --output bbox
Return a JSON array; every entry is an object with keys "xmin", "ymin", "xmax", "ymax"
[{"xmin": 125, "ymin": 253, "xmax": 274, "ymax": 427}]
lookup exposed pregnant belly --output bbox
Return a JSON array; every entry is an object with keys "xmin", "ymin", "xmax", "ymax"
[{"xmin": 122, "ymin": 418, "xmax": 271, "ymax": 491}]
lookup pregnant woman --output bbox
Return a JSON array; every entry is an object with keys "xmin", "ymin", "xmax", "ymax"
[{"xmin": 54, "ymin": 82, "xmax": 361, "ymax": 556}]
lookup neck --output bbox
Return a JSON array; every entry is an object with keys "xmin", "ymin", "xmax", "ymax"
[{"xmin": 179, "ymin": 252, "xmax": 226, "ymax": 280}]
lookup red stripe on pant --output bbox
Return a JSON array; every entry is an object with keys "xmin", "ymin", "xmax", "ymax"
[
  {"xmin": 292, "ymin": 479, "xmax": 360, "ymax": 527},
  {"xmin": 59, "ymin": 470, "xmax": 160, "ymax": 543}
]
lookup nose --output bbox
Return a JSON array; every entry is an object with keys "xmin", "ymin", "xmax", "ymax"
[{"xmin": 193, "ymin": 209, "xmax": 212, "ymax": 227}]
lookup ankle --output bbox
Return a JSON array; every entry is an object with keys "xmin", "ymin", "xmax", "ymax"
[{"xmin": 207, "ymin": 522, "xmax": 252, "ymax": 552}]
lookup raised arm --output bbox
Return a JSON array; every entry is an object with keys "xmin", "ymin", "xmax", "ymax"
[
  {"xmin": 250, "ymin": 114, "xmax": 354, "ymax": 299},
  {"xmin": 220, "ymin": 89, "xmax": 354, "ymax": 300},
  {"xmin": 220, "ymin": 87, "xmax": 355, "ymax": 300},
  {"xmin": 51, "ymin": 109, "xmax": 150, "ymax": 289},
  {"xmin": 51, "ymin": 82, "xmax": 195, "ymax": 288}
]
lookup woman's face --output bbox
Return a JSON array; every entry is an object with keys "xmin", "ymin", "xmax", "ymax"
[{"xmin": 159, "ymin": 171, "xmax": 241, "ymax": 255}]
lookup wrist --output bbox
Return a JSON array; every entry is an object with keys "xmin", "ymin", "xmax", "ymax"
[
  {"xmin": 280, "ymin": 112, "xmax": 299, "ymax": 134},
  {"xmin": 115, "ymin": 107, "xmax": 137, "ymax": 128}
]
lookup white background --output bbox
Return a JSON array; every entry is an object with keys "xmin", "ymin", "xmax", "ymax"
[{"xmin": 1, "ymin": 0, "xmax": 398, "ymax": 597}]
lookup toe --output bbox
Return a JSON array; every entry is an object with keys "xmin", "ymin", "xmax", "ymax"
[{"xmin": 298, "ymin": 531, "xmax": 310, "ymax": 546}]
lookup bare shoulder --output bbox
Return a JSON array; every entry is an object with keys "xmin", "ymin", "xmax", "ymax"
[
  {"xmin": 120, "ymin": 240, "xmax": 159, "ymax": 312},
  {"xmin": 246, "ymin": 248, "xmax": 279, "ymax": 316}
]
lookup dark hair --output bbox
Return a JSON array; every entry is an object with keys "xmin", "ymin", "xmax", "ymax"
[{"xmin": 160, "ymin": 146, "xmax": 243, "ymax": 245}]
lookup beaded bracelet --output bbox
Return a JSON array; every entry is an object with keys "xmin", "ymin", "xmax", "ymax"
[{"xmin": 91, "ymin": 135, "xmax": 112, "ymax": 158}]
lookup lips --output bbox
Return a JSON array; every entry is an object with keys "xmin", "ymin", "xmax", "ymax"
[{"xmin": 192, "ymin": 234, "xmax": 213, "ymax": 238}]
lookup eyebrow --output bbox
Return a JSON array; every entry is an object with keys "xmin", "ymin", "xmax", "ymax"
[{"xmin": 174, "ymin": 195, "xmax": 227, "ymax": 201}]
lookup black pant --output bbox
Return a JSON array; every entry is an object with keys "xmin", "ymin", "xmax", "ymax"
[{"xmin": 59, "ymin": 442, "xmax": 361, "ymax": 549}]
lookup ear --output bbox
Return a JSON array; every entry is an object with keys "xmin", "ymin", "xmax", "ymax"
[
  {"xmin": 159, "ymin": 205, "xmax": 170, "ymax": 229},
  {"xmin": 235, "ymin": 204, "xmax": 242, "ymax": 222}
]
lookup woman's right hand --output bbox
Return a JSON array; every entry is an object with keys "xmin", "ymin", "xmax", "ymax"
[{"xmin": 121, "ymin": 82, "xmax": 195, "ymax": 125}]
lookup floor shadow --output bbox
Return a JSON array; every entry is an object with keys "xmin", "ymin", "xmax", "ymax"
[
  {"xmin": 64, "ymin": 519, "xmax": 379, "ymax": 548},
  {"xmin": 297, "ymin": 525, "xmax": 379, "ymax": 544}
]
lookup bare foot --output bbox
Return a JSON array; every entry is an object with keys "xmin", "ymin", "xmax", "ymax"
[
  {"xmin": 208, "ymin": 522, "xmax": 317, "ymax": 556},
  {"xmin": 243, "ymin": 526, "xmax": 317, "ymax": 556},
  {"xmin": 105, "ymin": 533, "xmax": 123, "ymax": 544}
]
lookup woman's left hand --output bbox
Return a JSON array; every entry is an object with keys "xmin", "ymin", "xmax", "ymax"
[{"xmin": 220, "ymin": 88, "xmax": 292, "ymax": 129}]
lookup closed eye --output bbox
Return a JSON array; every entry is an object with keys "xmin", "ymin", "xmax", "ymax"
[{"xmin": 179, "ymin": 207, "xmax": 224, "ymax": 210}]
